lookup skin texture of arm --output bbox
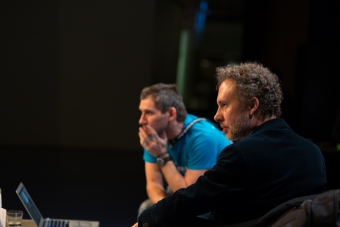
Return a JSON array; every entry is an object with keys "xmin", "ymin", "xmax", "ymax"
[
  {"xmin": 145, "ymin": 162, "xmax": 167, "ymax": 204},
  {"xmin": 145, "ymin": 162, "xmax": 208, "ymax": 204},
  {"xmin": 161, "ymin": 161, "xmax": 207, "ymax": 192}
]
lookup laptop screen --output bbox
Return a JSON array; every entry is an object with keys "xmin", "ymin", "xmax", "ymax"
[{"xmin": 16, "ymin": 182, "xmax": 44, "ymax": 226}]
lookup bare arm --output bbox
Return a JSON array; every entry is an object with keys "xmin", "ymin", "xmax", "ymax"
[
  {"xmin": 140, "ymin": 125, "xmax": 208, "ymax": 193},
  {"xmin": 161, "ymin": 160, "xmax": 207, "ymax": 192},
  {"xmin": 145, "ymin": 162, "xmax": 167, "ymax": 204}
]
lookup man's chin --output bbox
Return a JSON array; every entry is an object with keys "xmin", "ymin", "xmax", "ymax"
[
  {"xmin": 227, "ymin": 131, "xmax": 241, "ymax": 141},
  {"xmin": 224, "ymin": 132, "xmax": 233, "ymax": 141}
]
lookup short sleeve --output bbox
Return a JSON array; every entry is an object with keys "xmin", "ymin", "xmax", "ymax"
[{"xmin": 143, "ymin": 149, "xmax": 157, "ymax": 163}]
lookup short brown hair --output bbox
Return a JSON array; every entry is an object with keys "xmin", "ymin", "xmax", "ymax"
[{"xmin": 140, "ymin": 83, "xmax": 187, "ymax": 122}]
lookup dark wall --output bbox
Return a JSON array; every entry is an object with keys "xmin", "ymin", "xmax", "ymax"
[
  {"xmin": 0, "ymin": 0, "xmax": 157, "ymax": 150},
  {"xmin": 243, "ymin": 0, "xmax": 340, "ymax": 144},
  {"xmin": 0, "ymin": 2, "xmax": 59, "ymax": 146},
  {"xmin": 1, "ymin": 0, "xmax": 339, "ymax": 149},
  {"xmin": 296, "ymin": 0, "xmax": 340, "ymax": 143},
  {"xmin": 57, "ymin": 0, "xmax": 156, "ymax": 150}
]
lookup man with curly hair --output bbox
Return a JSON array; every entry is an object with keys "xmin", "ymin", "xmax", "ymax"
[{"xmin": 132, "ymin": 62, "xmax": 326, "ymax": 227}]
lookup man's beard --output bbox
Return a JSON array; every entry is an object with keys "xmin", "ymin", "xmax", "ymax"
[{"xmin": 228, "ymin": 113, "xmax": 250, "ymax": 142}]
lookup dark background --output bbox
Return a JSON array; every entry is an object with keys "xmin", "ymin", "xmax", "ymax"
[{"xmin": 1, "ymin": 0, "xmax": 340, "ymax": 226}]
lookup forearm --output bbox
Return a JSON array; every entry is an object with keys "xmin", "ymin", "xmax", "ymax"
[
  {"xmin": 147, "ymin": 183, "xmax": 167, "ymax": 204},
  {"xmin": 161, "ymin": 161, "xmax": 188, "ymax": 192}
]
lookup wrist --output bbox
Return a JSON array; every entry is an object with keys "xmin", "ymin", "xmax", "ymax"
[
  {"xmin": 157, "ymin": 152, "xmax": 169, "ymax": 158},
  {"xmin": 156, "ymin": 151, "xmax": 172, "ymax": 168},
  {"xmin": 157, "ymin": 155, "xmax": 172, "ymax": 167}
]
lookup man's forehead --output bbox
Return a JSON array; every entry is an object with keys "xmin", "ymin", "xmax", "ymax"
[
  {"xmin": 139, "ymin": 98, "xmax": 158, "ymax": 110},
  {"xmin": 218, "ymin": 80, "xmax": 235, "ymax": 97}
]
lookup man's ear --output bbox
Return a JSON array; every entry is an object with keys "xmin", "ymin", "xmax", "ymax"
[
  {"xmin": 168, "ymin": 107, "xmax": 177, "ymax": 121},
  {"xmin": 249, "ymin": 97, "xmax": 260, "ymax": 116}
]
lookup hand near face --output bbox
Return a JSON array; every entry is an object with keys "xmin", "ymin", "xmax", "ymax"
[{"xmin": 139, "ymin": 125, "xmax": 168, "ymax": 157}]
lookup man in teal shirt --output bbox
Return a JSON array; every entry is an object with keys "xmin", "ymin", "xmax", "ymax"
[{"xmin": 137, "ymin": 83, "xmax": 231, "ymax": 217}]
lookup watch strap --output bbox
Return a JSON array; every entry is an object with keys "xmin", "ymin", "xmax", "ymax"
[
  {"xmin": 157, "ymin": 155, "xmax": 172, "ymax": 167},
  {"xmin": 162, "ymin": 156, "xmax": 172, "ymax": 164},
  {"xmin": 157, "ymin": 152, "xmax": 169, "ymax": 158}
]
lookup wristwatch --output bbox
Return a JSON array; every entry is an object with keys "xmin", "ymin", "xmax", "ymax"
[{"xmin": 157, "ymin": 155, "xmax": 172, "ymax": 167}]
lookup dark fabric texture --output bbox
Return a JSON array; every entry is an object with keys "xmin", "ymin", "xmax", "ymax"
[
  {"xmin": 138, "ymin": 118, "xmax": 327, "ymax": 227},
  {"xmin": 188, "ymin": 189, "xmax": 339, "ymax": 227},
  {"xmin": 271, "ymin": 189, "xmax": 340, "ymax": 227}
]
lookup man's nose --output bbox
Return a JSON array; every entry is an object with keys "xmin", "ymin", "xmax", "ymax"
[
  {"xmin": 139, "ymin": 114, "xmax": 146, "ymax": 125},
  {"xmin": 214, "ymin": 109, "xmax": 222, "ymax": 122}
]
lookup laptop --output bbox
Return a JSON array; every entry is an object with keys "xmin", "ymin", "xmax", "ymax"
[{"xmin": 16, "ymin": 182, "xmax": 99, "ymax": 227}]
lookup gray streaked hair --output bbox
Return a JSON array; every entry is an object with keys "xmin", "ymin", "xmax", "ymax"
[
  {"xmin": 216, "ymin": 62, "xmax": 283, "ymax": 117},
  {"xmin": 140, "ymin": 83, "xmax": 187, "ymax": 122}
]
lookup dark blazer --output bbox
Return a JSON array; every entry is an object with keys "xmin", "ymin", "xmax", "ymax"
[{"xmin": 138, "ymin": 118, "xmax": 327, "ymax": 226}]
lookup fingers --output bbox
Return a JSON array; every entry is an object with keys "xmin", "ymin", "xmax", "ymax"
[
  {"xmin": 143, "ymin": 125, "xmax": 157, "ymax": 137},
  {"xmin": 139, "ymin": 127, "xmax": 149, "ymax": 147},
  {"xmin": 139, "ymin": 126, "xmax": 168, "ymax": 157},
  {"xmin": 159, "ymin": 130, "xmax": 168, "ymax": 142},
  {"xmin": 139, "ymin": 126, "xmax": 155, "ymax": 148}
]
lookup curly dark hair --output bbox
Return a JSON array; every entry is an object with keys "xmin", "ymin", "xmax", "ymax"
[
  {"xmin": 216, "ymin": 62, "xmax": 283, "ymax": 117},
  {"xmin": 140, "ymin": 83, "xmax": 187, "ymax": 122}
]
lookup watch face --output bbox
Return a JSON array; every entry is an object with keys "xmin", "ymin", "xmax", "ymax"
[
  {"xmin": 157, "ymin": 158, "xmax": 164, "ymax": 167},
  {"xmin": 157, "ymin": 156, "xmax": 171, "ymax": 167}
]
